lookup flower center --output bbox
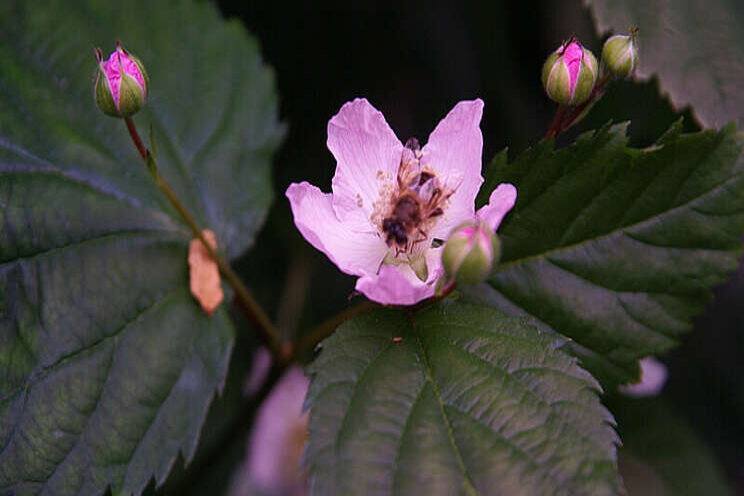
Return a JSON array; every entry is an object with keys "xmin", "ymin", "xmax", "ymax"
[{"xmin": 371, "ymin": 138, "xmax": 455, "ymax": 280}]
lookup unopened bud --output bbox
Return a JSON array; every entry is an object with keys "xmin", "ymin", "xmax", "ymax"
[
  {"xmin": 442, "ymin": 222, "xmax": 500, "ymax": 285},
  {"xmin": 94, "ymin": 41, "xmax": 148, "ymax": 118},
  {"xmin": 542, "ymin": 39, "xmax": 598, "ymax": 106},
  {"xmin": 601, "ymin": 33, "xmax": 638, "ymax": 79}
]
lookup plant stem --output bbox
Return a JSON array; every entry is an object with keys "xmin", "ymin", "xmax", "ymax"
[
  {"xmin": 545, "ymin": 105, "xmax": 567, "ymax": 137},
  {"xmin": 123, "ymin": 117, "xmax": 287, "ymax": 361},
  {"xmin": 125, "ymin": 117, "xmax": 147, "ymax": 161},
  {"xmin": 545, "ymin": 75, "xmax": 610, "ymax": 138},
  {"xmin": 292, "ymin": 300, "xmax": 378, "ymax": 359},
  {"xmin": 292, "ymin": 279, "xmax": 461, "ymax": 359}
]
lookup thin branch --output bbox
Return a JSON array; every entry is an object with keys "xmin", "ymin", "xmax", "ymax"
[
  {"xmin": 123, "ymin": 117, "xmax": 287, "ymax": 361},
  {"xmin": 292, "ymin": 300, "xmax": 378, "ymax": 359}
]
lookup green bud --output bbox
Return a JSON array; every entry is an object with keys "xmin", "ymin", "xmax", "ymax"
[
  {"xmin": 601, "ymin": 33, "xmax": 638, "ymax": 79},
  {"xmin": 542, "ymin": 39, "xmax": 598, "ymax": 106},
  {"xmin": 442, "ymin": 222, "xmax": 501, "ymax": 286}
]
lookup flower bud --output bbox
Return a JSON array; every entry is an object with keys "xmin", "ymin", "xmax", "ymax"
[
  {"xmin": 94, "ymin": 41, "xmax": 148, "ymax": 118},
  {"xmin": 442, "ymin": 222, "xmax": 501, "ymax": 286},
  {"xmin": 541, "ymin": 39, "xmax": 598, "ymax": 106},
  {"xmin": 601, "ymin": 33, "xmax": 638, "ymax": 79}
]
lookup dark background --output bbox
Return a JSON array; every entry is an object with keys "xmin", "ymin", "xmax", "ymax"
[{"xmin": 150, "ymin": 1, "xmax": 742, "ymax": 494}]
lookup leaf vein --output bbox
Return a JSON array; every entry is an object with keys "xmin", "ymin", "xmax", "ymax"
[{"xmin": 410, "ymin": 316, "xmax": 479, "ymax": 496}]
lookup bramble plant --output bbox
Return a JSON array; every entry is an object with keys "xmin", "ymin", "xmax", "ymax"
[{"xmin": 1, "ymin": 2, "xmax": 743, "ymax": 495}]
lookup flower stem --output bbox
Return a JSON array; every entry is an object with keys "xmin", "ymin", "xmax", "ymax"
[
  {"xmin": 125, "ymin": 117, "xmax": 147, "ymax": 161},
  {"xmin": 292, "ymin": 300, "xmax": 378, "ymax": 359},
  {"xmin": 123, "ymin": 117, "xmax": 287, "ymax": 362},
  {"xmin": 545, "ymin": 105, "xmax": 567, "ymax": 138},
  {"xmin": 545, "ymin": 75, "xmax": 611, "ymax": 138}
]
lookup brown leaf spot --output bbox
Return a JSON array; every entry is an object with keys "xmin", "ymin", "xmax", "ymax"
[{"xmin": 188, "ymin": 229, "xmax": 224, "ymax": 315}]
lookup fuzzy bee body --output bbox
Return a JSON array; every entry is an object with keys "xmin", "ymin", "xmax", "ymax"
[{"xmin": 381, "ymin": 139, "xmax": 453, "ymax": 253}]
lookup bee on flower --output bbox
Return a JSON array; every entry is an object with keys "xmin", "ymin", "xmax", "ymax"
[{"xmin": 286, "ymin": 98, "xmax": 516, "ymax": 305}]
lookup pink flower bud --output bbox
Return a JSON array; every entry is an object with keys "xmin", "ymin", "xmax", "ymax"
[
  {"xmin": 441, "ymin": 221, "xmax": 501, "ymax": 285},
  {"xmin": 542, "ymin": 39, "xmax": 598, "ymax": 106},
  {"xmin": 94, "ymin": 41, "xmax": 148, "ymax": 118}
]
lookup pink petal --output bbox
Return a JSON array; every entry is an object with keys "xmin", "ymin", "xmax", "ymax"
[
  {"xmin": 103, "ymin": 52, "xmax": 123, "ymax": 109},
  {"xmin": 286, "ymin": 182, "xmax": 387, "ymax": 276},
  {"xmin": 563, "ymin": 42, "xmax": 583, "ymax": 97},
  {"xmin": 243, "ymin": 366, "xmax": 309, "ymax": 493},
  {"xmin": 355, "ymin": 263, "xmax": 436, "ymax": 305},
  {"xmin": 328, "ymin": 98, "xmax": 404, "ymax": 233},
  {"xmin": 424, "ymin": 245, "xmax": 445, "ymax": 284},
  {"xmin": 120, "ymin": 53, "xmax": 145, "ymax": 91},
  {"xmin": 422, "ymin": 100, "xmax": 485, "ymax": 239},
  {"xmin": 618, "ymin": 357, "xmax": 668, "ymax": 397},
  {"xmin": 476, "ymin": 183, "xmax": 517, "ymax": 231}
]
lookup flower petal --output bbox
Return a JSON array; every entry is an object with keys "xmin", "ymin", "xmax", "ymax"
[
  {"xmin": 328, "ymin": 98, "xmax": 404, "ymax": 233},
  {"xmin": 424, "ymin": 245, "xmax": 445, "ymax": 283},
  {"xmin": 103, "ymin": 52, "xmax": 123, "ymax": 109},
  {"xmin": 239, "ymin": 366, "xmax": 309, "ymax": 495},
  {"xmin": 286, "ymin": 182, "xmax": 387, "ymax": 276},
  {"xmin": 423, "ymin": 100, "xmax": 485, "ymax": 239},
  {"xmin": 618, "ymin": 357, "xmax": 668, "ymax": 397},
  {"xmin": 355, "ymin": 263, "xmax": 436, "ymax": 305},
  {"xmin": 476, "ymin": 183, "xmax": 517, "ymax": 231}
]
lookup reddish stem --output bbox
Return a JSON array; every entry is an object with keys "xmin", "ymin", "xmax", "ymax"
[
  {"xmin": 124, "ymin": 117, "xmax": 147, "ymax": 161},
  {"xmin": 546, "ymin": 75, "xmax": 610, "ymax": 138},
  {"xmin": 545, "ymin": 105, "xmax": 567, "ymax": 137}
]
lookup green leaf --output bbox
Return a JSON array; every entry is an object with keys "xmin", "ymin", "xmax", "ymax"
[
  {"xmin": 0, "ymin": 1, "xmax": 282, "ymax": 494},
  {"xmin": 612, "ymin": 397, "xmax": 733, "ymax": 496},
  {"xmin": 304, "ymin": 302, "xmax": 620, "ymax": 495},
  {"xmin": 584, "ymin": 0, "xmax": 744, "ymax": 128},
  {"xmin": 472, "ymin": 122, "xmax": 744, "ymax": 386}
]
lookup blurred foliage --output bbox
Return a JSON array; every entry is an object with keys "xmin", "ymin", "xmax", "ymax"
[
  {"xmin": 586, "ymin": 0, "xmax": 744, "ymax": 129},
  {"xmin": 608, "ymin": 396, "xmax": 733, "ymax": 496}
]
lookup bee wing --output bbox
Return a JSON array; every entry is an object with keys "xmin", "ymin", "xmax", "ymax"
[
  {"xmin": 397, "ymin": 148, "xmax": 423, "ymax": 186},
  {"xmin": 431, "ymin": 170, "xmax": 463, "ymax": 200},
  {"xmin": 415, "ymin": 170, "xmax": 463, "ymax": 216}
]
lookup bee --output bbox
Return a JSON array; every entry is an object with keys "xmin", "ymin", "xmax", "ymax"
[{"xmin": 381, "ymin": 138, "xmax": 456, "ymax": 254}]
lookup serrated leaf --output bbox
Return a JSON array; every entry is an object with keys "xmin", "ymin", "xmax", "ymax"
[
  {"xmin": 0, "ymin": 1, "xmax": 282, "ymax": 494},
  {"xmin": 612, "ymin": 397, "xmax": 733, "ymax": 496},
  {"xmin": 471, "ymin": 122, "xmax": 744, "ymax": 387},
  {"xmin": 304, "ymin": 302, "xmax": 620, "ymax": 496},
  {"xmin": 585, "ymin": 0, "xmax": 744, "ymax": 128}
]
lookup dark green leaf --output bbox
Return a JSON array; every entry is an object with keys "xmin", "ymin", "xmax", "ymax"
[
  {"xmin": 305, "ymin": 302, "xmax": 620, "ymax": 495},
  {"xmin": 585, "ymin": 0, "xmax": 744, "ymax": 128},
  {"xmin": 0, "ymin": 0, "xmax": 282, "ymax": 494},
  {"xmin": 472, "ymin": 122, "xmax": 744, "ymax": 386},
  {"xmin": 612, "ymin": 397, "xmax": 733, "ymax": 496}
]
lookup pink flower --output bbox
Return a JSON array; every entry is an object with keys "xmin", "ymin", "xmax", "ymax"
[
  {"xmin": 230, "ymin": 366, "xmax": 309, "ymax": 496},
  {"xmin": 286, "ymin": 98, "xmax": 516, "ymax": 305}
]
